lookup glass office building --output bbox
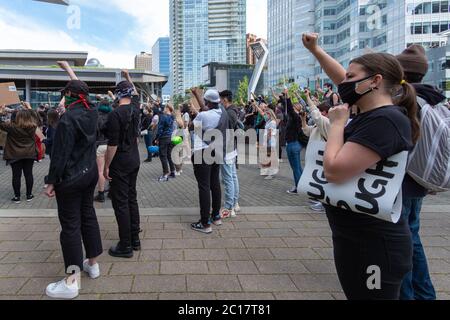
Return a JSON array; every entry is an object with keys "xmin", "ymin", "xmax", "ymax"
[
  {"xmin": 268, "ymin": 0, "xmax": 450, "ymax": 88},
  {"xmin": 170, "ymin": 0, "xmax": 247, "ymax": 95},
  {"xmin": 267, "ymin": 0, "xmax": 315, "ymax": 88},
  {"xmin": 152, "ymin": 37, "xmax": 172, "ymax": 97}
]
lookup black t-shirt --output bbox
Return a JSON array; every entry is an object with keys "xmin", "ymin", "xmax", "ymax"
[
  {"xmin": 285, "ymin": 98, "xmax": 303, "ymax": 143},
  {"xmin": 344, "ymin": 105, "xmax": 413, "ymax": 159},
  {"xmin": 106, "ymin": 95, "xmax": 141, "ymax": 171},
  {"xmin": 326, "ymin": 105, "xmax": 414, "ymax": 231}
]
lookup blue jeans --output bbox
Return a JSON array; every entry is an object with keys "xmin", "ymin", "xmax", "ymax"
[
  {"xmin": 286, "ymin": 141, "xmax": 303, "ymax": 189},
  {"xmin": 221, "ymin": 159, "xmax": 240, "ymax": 210},
  {"xmin": 400, "ymin": 197, "xmax": 436, "ymax": 300},
  {"xmin": 144, "ymin": 133, "xmax": 153, "ymax": 159}
]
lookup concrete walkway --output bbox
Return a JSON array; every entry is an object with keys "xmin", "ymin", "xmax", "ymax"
[{"xmin": 0, "ymin": 208, "xmax": 449, "ymax": 300}]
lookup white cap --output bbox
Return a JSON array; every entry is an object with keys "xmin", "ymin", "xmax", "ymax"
[{"xmin": 204, "ymin": 89, "xmax": 221, "ymax": 103}]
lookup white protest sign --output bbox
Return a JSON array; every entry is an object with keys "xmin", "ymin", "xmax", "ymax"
[{"xmin": 298, "ymin": 141, "xmax": 408, "ymax": 223}]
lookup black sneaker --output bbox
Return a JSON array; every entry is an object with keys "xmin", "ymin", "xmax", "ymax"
[
  {"xmin": 144, "ymin": 158, "xmax": 152, "ymax": 163},
  {"xmin": 191, "ymin": 221, "xmax": 212, "ymax": 234},
  {"xmin": 287, "ymin": 188, "xmax": 298, "ymax": 194},
  {"xmin": 94, "ymin": 193, "xmax": 105, "ymax": 203},
  {"xmin": 108, "ymin": 243, "xmax": 133, "ymax": 258},
  {"xmin": 131, "ymin": 238, "xmax": 141, "ymax": 251},
  {"xmin": 11, "ymin": 197, "xmax": 20, "ymax": 204},
  {"xmin": 169, "ymin": 172, "xmax": 176, "ymax": 178},
  {"xmin": 26, "ymin": 195, "xmax": 34, "ymax": 202}
]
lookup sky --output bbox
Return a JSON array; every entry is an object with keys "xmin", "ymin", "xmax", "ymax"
[{"xmin": 0, "ymin": 0, "xmax": 267, "ymax": 68}]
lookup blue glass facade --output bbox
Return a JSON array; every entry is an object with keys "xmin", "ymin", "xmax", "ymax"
[
  {"xmin": 170, "ymin": 0, "xmax": 247, "ymax": 95},
  {"xmin": 152, "ymin": 37, "xmax": 172, "ymax": 96}
]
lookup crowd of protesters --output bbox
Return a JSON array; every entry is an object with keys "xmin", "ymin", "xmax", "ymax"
[{"xmin": 1, "ymin": 31, "xmax": 450, "ymax": 301}]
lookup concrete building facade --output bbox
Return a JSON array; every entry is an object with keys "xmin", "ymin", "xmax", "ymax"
[
  {"xmin": 135, "ymin": 52, "xmax": 153, "ymax": 72},
  {"xmin": 0, "ymin": 50, "xmax": 167, "ymax": 107}
]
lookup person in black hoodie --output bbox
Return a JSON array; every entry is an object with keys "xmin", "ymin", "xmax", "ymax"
[
  {"xmin": 396, "ymin": 45, "xmax": 442, "ymax": 301},
  {"xmin": 44, "ymin": 61, "xmax": 103, "ymax": 300}
]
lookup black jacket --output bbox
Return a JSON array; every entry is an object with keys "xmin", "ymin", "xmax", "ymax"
[
  {"xmin": 96, "ymin": 109, "xmax": 110, "ymax": 146},
  {"xmin": 284, "ymin": 98, "xmax": 303, "ymax": 143},
  {"xmin": 46, "ymin": 102, "xmax": 98, "ymax": 185}
]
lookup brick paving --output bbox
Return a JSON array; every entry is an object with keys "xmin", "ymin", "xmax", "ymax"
[
  {"xmin": 0, "ymin": 142, "xmax": 449, "ymax": 300},
  {"xmin": 0, "ymin": 210, "xmax": 449, "ymax": 300}
]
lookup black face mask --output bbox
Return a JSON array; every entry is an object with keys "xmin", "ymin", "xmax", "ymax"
[{"xmin": 338, "ymin": 75, "xmax": 376, "ymax": 106}]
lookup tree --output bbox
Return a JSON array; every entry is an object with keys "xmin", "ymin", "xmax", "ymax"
[
  {"xmin": 235, "ymin": 76, "xmax": 249, "ymax": 105},
  {"xmin": 172, "ymin": 94, "xmax": 186, "ymax": 107}
]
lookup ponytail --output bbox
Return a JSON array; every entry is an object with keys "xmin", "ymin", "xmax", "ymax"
[{"xmin": 396, "ymin": 82, "xmax": 420, "ymax": 144}]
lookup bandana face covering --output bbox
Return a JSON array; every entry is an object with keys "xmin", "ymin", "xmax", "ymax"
[
  {"xmin": 64, "ymin": 95, "xmax": 79, "ymax": 107},
  {"xmin": 338, "ymin": 75, "xmax": 376, "ymax": 106}
]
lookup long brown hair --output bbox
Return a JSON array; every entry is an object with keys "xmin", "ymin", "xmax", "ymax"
[
  {"xmin": 14, "ymin": 110, "xmax": 38, "ymax": 130},
  {"xmin": 351, "ymin": 53, "xmax": 420, "ymax": 143}
]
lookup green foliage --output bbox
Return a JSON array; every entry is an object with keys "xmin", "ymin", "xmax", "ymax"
[
  {"xmin": 235, "ymin": 76, "xmax": 249, "ymax": 105},
  {"xmin": 171, "ymin": 94, "xmax": 186, "ymax": 107}
]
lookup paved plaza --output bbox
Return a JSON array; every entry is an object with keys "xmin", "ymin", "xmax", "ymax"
[{"xmin": 0, "ymin": 143, "xmax": 449, "ymax": 300}]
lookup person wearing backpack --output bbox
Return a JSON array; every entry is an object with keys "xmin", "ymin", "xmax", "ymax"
[
  {"xmin": 189, "ymin": 88, "xmax": 230, "ymax": 234},
  {"xmin": 104, "ymin": 70, "xmax": 142, "ymax": 258},
  {"xmin": 396, "ymin": 45, "xmax": 442, "ymax": 300},
  {"xmin": 219, "ymin": 90, "xmax": 241, "ymax": 219}
]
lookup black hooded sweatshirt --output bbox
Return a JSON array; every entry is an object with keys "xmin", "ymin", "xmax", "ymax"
[{"xmin": 402, "ymin": 84, "xmax": 446, "ymax": 198}]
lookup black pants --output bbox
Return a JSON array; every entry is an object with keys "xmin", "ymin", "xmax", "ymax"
[
  {"xmin": 192, "ymin": 151, "xmax": 221, "ymax": 225},
  {"xmin": 159, "ymin": 136, "xmax": 175, "ymax": 175},
  {"xmin": 326, "ymin": 208, "xmax": 412, "ymax": 300},
  {"xmin": 110, "ymin": 166, "xmax": 140, "ymax": 247},
  {"xmin": 55, "ymin": 168, "xmax": 103, "ymax": 271},
  {"xmin": 11, "ymin": 159, "xmax": 34, "ymax": 197}
]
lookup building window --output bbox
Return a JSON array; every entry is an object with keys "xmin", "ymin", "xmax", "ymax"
[{"xmin": 433, "ymin": 2, "xmax": 440, "ymax": 13}]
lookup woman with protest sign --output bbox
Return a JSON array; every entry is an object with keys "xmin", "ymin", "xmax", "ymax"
[{"xmin": 302, "ymin": 33, "xmax": 419, "ymax": 300}]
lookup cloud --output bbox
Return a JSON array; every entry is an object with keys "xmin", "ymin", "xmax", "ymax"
[
  {"xmin": 72, "ymin": 0, "xmax": 170, "ymax": 48},
  {"xmin": 72, "ymin": 0, "xmax": 267, "ymax": 43},
  {"xmin": 0, "ymin": 6, "xmax": 135, "ymax": 68},
  {"xmin": 247, "ymin": 0, "xmax": 268, "ymax": 38},
  {"xmin": 0, "ymin": 0, "xmax": 269, "ymax": 68}
]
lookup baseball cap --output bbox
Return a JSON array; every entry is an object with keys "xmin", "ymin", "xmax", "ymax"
[
  {"xmin": 204, "ymin": 89, "xmax": 220, "ymax": 103},
  {"xmin": 63, "ymin": 80, "xmax": 89, "ymax": 95}
]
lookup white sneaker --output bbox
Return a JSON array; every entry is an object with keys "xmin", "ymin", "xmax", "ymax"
[
  {"xmin": 231, "ymin": 209, "xmax": 237, "ymax": 217},
  {"xmin": 45, "ymin": 278, "xmax": 79, "ymax": 299},
  {"xmin": 264, "ymin": 175, "xmax": 274, "ymax": 180},
  {"xmin": 221, "ymin": 208, "xmax": 234, "ymax": 219},
  {"xmin": 234, "ymin": 203, "xmax": 241, "ymax": 213},
  {"xmin": 310, "ymin": 202, "xmax": 325, "ymax": 212},
  {"xmin": 175, "ymin": 171, "xmax": 181, "ymax": 176},
  {"xmin": 83, "ymin": 259, "xmax": 100, "ymax": 279},
  {"xmin": 260, "ymin": 168, "xmax": 268, "ymax": 176}
]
